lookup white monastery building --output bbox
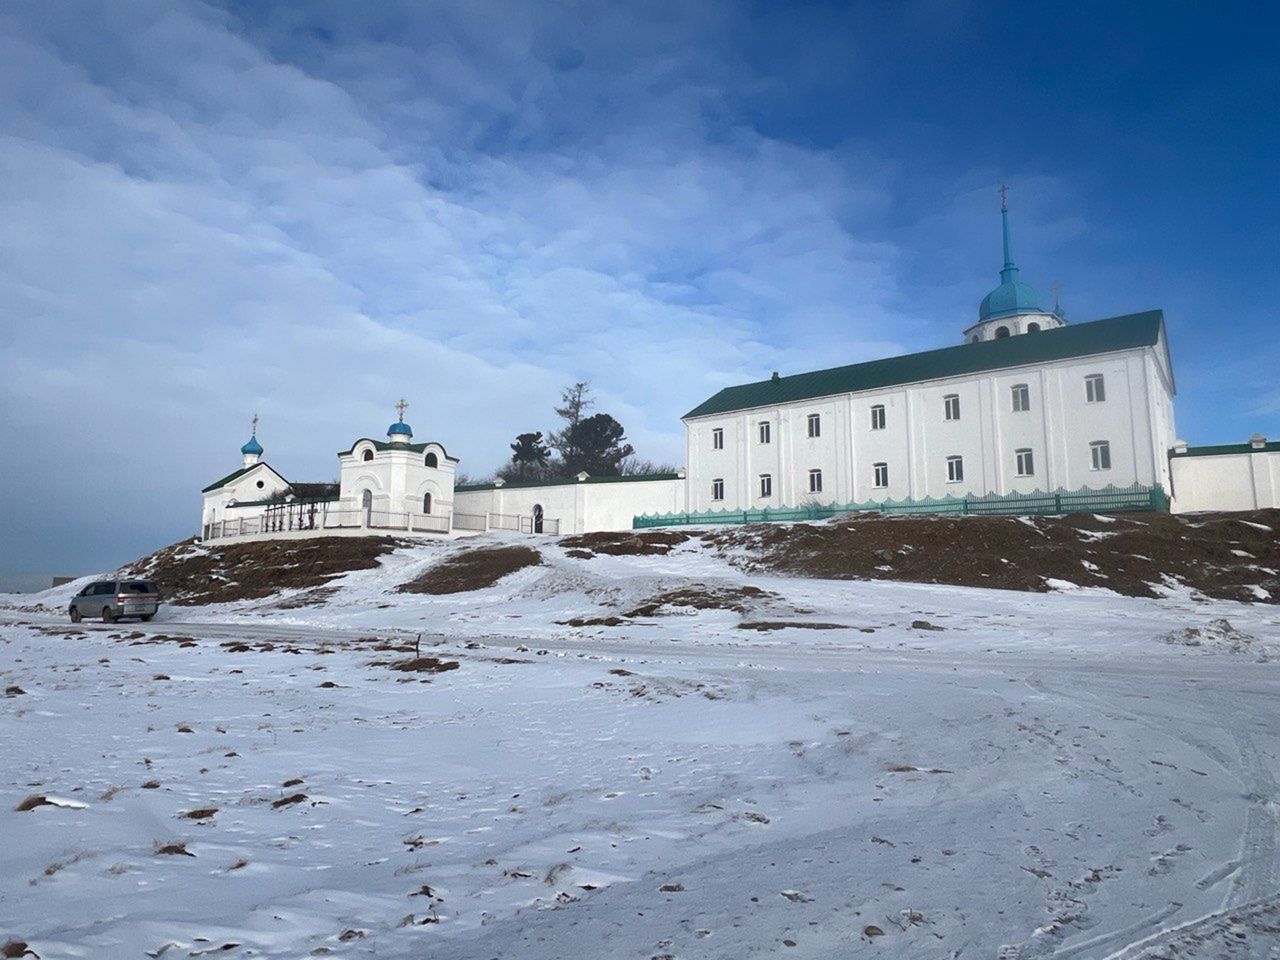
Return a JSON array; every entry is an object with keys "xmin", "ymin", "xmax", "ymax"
[{"xmin": 199, "ymin": 196, "xmax": 1278, "ymax": 543}]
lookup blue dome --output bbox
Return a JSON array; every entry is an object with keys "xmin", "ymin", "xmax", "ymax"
[
  {"xmin": 387, "ymin": 421, "xmax": 413, "ymax": 436},
  {"xmin": 241, "ymin": 435, "xmax": 263, "ymax": 456},
  {"xmin": 979, "ymin": 277, "xmax": 1045, "ymax": 321}
]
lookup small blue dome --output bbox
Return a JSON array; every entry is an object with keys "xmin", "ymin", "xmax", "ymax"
[
  {"xmin": 388, "ymin": 421, "xmax": 413, "ymax": 436},
  {"xmin": 241, "ymin": 435, "xmax": 263, "ymax": 456}
]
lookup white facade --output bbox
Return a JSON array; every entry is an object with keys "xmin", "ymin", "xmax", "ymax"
[
  {"xmin": 453, "ymin": 473, "xmax": 687, "ymax": 536},
  {"xmin": 1170, "ymin": 437, "xmax": 1280, "ymax": 513},
  {"xmin": 336, "ymin": 437, "xmax": 458, "ymax": 530},
  {"xmin": 683, "ymin": 330, "xmax": 1178, "ymax": 513}
]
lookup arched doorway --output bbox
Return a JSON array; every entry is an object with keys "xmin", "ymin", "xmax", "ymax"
[
  {"xmin": 361, "ymin": 489, "xmax": 373, "ymax": 525},
  {"xmin": 423, "ymin": 492, "xmax": 432, "ymax": 514},
  {"xmin": 533, "ymin": 504, "xmax": 544, "ymax": 534}
]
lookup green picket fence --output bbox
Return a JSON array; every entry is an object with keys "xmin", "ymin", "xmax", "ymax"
[{"xmin": 633, "ymin": 482, "xmax": 1168, "ymax": 529}]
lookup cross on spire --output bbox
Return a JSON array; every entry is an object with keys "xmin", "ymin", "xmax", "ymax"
[
  {"xmin": 1051, "ymin": 282, "xmax": 1062, "ymax": 310},
  {"xmin": 395, "ymin": 398, "xmax": 409, "ymax": 422},
  {"xmin": 998, "ymin": 182, "xmax": 1008, "ymax": 211},
  {"xmin": 251, "ymin": 412, "xmax": 259, "ymax": 436}
]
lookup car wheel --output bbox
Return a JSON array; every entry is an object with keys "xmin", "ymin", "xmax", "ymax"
[
  {"xmin": 69, "ymin": 606, "xmax": 81, "ymax": 623},
  {"xmin": 101, "ymin": 606, "xmax": 116, "ymax": 624},
  {"xmin": 141, "ymin": 614, "xmax": 153, "ymax": 622}
]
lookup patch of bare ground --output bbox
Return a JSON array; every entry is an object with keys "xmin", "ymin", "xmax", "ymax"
[
  {"xmin": 705, "ymin": 509, "xmax": 1280, "ymax": 603},
  {"xmin": 737, "ymin": 621, "xmax": 848, "ymax": 631},
  {"xmin": 398, "ymin": 545, "xmax": 541, "ymax": 595},
  {"xmin": 120, "ymin": 536, "xmax": 403, "ymax": 606},
  {"xmin": 558, "ymin": 583, "xmax": 779, "ymax": 627},
  {"xmin": 557, "ymin": 530, "xmax": 690, "ymax": 556}
]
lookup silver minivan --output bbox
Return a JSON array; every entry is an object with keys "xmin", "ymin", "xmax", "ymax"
[{"xmin": 69, "ymin": 579, "xmax": 160, "ymax": 623}]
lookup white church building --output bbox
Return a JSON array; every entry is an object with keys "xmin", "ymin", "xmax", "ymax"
[{"xmin": 199, "ymin": 197, "xmax": 1278, "ymax": 543}]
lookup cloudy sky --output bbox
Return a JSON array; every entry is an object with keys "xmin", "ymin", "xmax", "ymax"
[{"xmin": 1, "ymin": 0, "xmax": 1276, "ymax": 586}]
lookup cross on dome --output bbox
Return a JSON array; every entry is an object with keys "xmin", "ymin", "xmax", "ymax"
[{"xmin": 395, "ymin": 398, "xmax": 409, "ymax": 422}]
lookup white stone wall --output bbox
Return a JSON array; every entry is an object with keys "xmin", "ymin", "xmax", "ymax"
[
  {"xmin": 453, "ymin": 476, "xmax": 687, "ymax": 534},
  {"xmin": 1171, "ymin": 449, "xmax": 1280, "ymax": 513},
  {"xmin": 683, "ymin": 345, "xmax": 1176, "ymax": 511},
  {"xmin": 201, "ymin": 463, "xmax": 290, "ymax": 533},
  {"xmin": 337, "ymin": 440, "xmax": 456, "ymax": 521}
]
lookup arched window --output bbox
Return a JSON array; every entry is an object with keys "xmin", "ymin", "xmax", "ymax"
[
  {"xmin": 1026, "ymin": 322, "xmax": 1041, "ymax": 332},
  {"xmin": 425, "ymin": 452, "xmax": 438, "ymax": 468},
  {"xmin": 362, "ymin": 449, "xmax": 374, "ymax": 462},
  {"xmin": 995, "ymin": 326, "xmax": 1011, "ymax": 339},
  {"xmin": 423, "ymin": 492, "xmax": 432, "ymax": 514}
]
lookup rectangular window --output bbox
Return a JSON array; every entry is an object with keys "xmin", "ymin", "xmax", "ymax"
[
  {"xmin": 759, "ymin": 474, "xmax": 773, "ymax": 498},
  {"xmin": 1011, "ymin": 383, "xmax": 1030, "ymax": 412},
  {"xmin": 870, "ymin": 404, "xmax": 886, "ymax": 430},
  {"xmin": 1015, "ymin": 448, "xmax": 1034, "ymax": 477},
  {"xmin": 712, "ymin": 478, "xmax": 724, "ymax": 501},
  {"xmin": 944, "ymin": 394, "xmax": 961, "ymax": 421},
  {"xmin": 1085, "ymin": 374, "xmax": 1106, "ymax": 403},
  {"xmin": 758, "ymin": 421, "xmax": 771, "ymax": 444},
  {"xmin": 712, "ymin": 427, "xmax": 724, "ymax": 450},
  {"xmin": 946, "ymin": 455, "xmax": 964, "ymax": 483},
  {"xmin": 807, "ymin": 413, "xmax": 821, "ymax": 438},
  {"xmin": 873, "ymin": 462, "xmax": 889, "ymax": 488},
  {"xmin": 808, "ymin": 468, "xmax": 822, "ymax": 493},
  {"xmin": 1090, "ymin": 440, "xmax": 1111, "ymax": 471}
]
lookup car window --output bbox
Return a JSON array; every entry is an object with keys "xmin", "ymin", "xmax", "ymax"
[
  {"xmin": 122, "ymin": 581, "xmax": 155, "ymax": 594},
  {"xmin": 91, "ymin": 583, "xmax": 110, "ymax": 595}
]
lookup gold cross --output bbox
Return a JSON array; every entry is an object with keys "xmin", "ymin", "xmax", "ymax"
[
  {"xmin": 395, "ymin": 398, "xmax": 409, "ymax": 422},
  {"xmin": 998, "ymin": 182, "xmax": 1008, "ymax": 210}
]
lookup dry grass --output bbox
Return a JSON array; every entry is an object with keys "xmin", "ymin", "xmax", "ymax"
[{"xmin": 397, "ymin": 546, "xmax": 541, "ymax": 595}]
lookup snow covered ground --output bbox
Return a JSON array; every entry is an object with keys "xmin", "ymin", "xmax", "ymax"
[{"xmin": 3, "ymin": 533, "xmax": 1280, "ymax": 958}]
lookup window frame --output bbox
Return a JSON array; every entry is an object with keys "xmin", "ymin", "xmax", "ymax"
[
  {"xmin": 946, "ymin": 455, "xmax": 964, "ymax": 483},
  {"xmin": 806, "ymin": 413, "xmax": 821, "ymax": 438},
  {"xmin": 870, "ymin": 404, "xmax": 886, "ymax": 430},
  {"xmin": 808, "ymin": 468, "xmax": 822, "ymax": 494},
  {"xmin": 758, "ymin": 421, "xmax": 771, "ymax": 445},
  {"xmin": 944, "ymin": 393, "xmax": 961, "ymax": 421},
  {"xmin": 759, "ymin": 473, "xmax": 773, "ymax": 498},
  {"xmin": 711, "ymin": 427, "xmax": 724, "ymax": 450},
  {"xmin": 872, "ymin": 462, "xmax": 889, "ymax": 489},
  {"xmin": 1085, "ymin": 374, "xmax": 1106, "ymax": 403},
  {"xmin": 1015, "ymin": 448, "xmax": 1034, "ymax": 477},
  {"xmin": 711, "ymin": 478, "xmax": 725, "ymax": 501},
  {"xmin": 1011, "ymin": 383, "xmax": 1030, "ymax": 412},
  {"xmin": 1090, "ymin": 440, "xmax": 1112, "ymax": 471}
]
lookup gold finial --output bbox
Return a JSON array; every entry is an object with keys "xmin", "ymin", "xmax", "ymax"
[
  {"xmin": 395, "ymin": 398, "xmax": 409, "ymax": 422},
  {"xmin": 998, "ymin": 182, "xmax": 1008, "ymax": 211},
  {"xmin": 251, "ymin": 412, "xmax": 259, "ymax": 436}
]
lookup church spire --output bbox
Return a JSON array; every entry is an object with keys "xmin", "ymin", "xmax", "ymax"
[{"xmin": 999, "ymin": 183, "xmax": 1019, "ymax": 283}]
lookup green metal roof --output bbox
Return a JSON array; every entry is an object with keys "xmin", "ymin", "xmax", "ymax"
[
  {"xmin": 683, "ymin": 310, "xmax": 1168, "ymax": 420},
  {"xmin": 1169, "ymin": 440, "xmax": 1279, "ymax": 458},
  {"xmin": 456, "ymin": 472, "xmax": 681, "ymax": 493},
  {"xmin": 201, "ymin": 465, "xmax": 253, "ymax": 493},
  {"xmin": 337, "ymin": 438, "xmax": 460, "ymax": 461}
]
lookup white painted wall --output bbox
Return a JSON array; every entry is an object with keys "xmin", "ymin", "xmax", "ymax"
[
  {"xmin": 453, "ymin": 476, "xmax": 687, "ymax": 534},
  {"xmin": 1171, "ymin": 447, "xmax": 1280, "ymax": 513},
  {"xmin": 337, "ymin": 439, "xmax": 457, "ymax": 522},
  {"xmin": 201, "ymin": 463, "xmax": 291, "ymax": 535},
  {"xmin": 683, "ymin": 344, "xmax": 1176, "ymax": 511}
]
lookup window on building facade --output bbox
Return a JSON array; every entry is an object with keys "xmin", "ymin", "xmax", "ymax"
[
  {"xmin": 712, "ymin": 478, "xmax": 724, "ymax": 501},
  {"xmin": 808, "ymin": 469, "xmax": 822, "ymax": 493},
  {"xmin": 425, "ymin": 452, "xmax": 438, "ymax": 468},
  {"xmin": 1026, "ymin": 322, "xmax": 1041, "ymax": 332},
  {"xmin": 944, "ymin": 394, "xmax": 961, "ymax": 421},
  {"xmin": 870, "ymin": 404, "xmax": 886, "ymax": 430},
  {"xmin": 423, "ymin": 492, "xmax": 432, "ymax": 513},
  {"xmin": 759, "ymin": 421, "xmax": 771, "ymax": 444},
  {"xmin": 1085, "ymin": 374, "xmax": 1106, "ymax": 403},
  {"xmin": 807, "ymin": 413, "xmax": 821, "ymax": 438},
  {"xmin": 362, "ymin": 449, "xmax": 374, "ymax": 462},
  {"xmin": 995, "ymin": 326, "xmax": 1011, "ymax": 338},
  {"xmin": 1090, "ymin": 440, "xmax": 1111, "ymax": 470},
  {"xmin": 946, "ymin": 455, "xmax": 964, "ymax": 483},
  {"xmin": 873, "ymin": 462, "xmax": 889, "ymax": 488},
  {"xmin": 759, "ymin": 474, "xmax": 773, "ymax": 498},
  {"xmin": 712, "ymin": 427, "xmax": 724, "ymax": 450},
  {"xmin": 1015, "ymin": 448, "xmax": 1034, "ymax": 477},
  {"xmin": 1011, "ymin": 383, "xmax": 1030, "ymax": 412}
]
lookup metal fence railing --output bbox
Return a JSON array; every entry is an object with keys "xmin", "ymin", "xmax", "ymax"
[
  {"xmin": 633, "ymin": 482, "xmax": 1169, "ymax": 529},
  {"xmin": 205, "ymin": 502, "xmax": 564, "ymax": 540}
]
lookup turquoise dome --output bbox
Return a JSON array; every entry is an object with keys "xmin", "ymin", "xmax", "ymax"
[
  {"xmin": 241, "ymin": 435, "xmax": 263, "ymax": 456},
  {"xmin": 978, "ymin": 199, "xmax": 1045, "ymax": 322},
  {"xmin": 388, "ymin": 421, "xmax": 413, "ymax": 437}
]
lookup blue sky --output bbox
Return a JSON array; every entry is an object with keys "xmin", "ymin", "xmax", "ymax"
[{"xmin": 1, "ymin": 0, "xmax": 1277, "ymax": 586}]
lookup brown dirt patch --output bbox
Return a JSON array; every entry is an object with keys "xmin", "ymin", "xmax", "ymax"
[
  {"xmin": 388, "ymin": 656, "xmax": 461, "ymax": 674},
  {"xmin": 558, "ymin": 530, "xmax": 690, "ymax": 556},
  {"xmin": 120, "ymin": 536, "xmax": 402, "ymax": 606},
  {"xmin": 397, "ymin": 545, "xmax": 542, "ymax": 595},
  {"xmin": 625, "ymin": 583, "xmax": 775, "ymax": 617},
  {"xmin": 737, "ymin": 621, "xmax": 848, "ymax": 631},
  {"xmin": 705, "ymin": 510, "xmax": 1280, "ymax": 603}
]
